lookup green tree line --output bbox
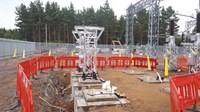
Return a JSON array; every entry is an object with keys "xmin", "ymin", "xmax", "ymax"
[
  {"xmin": 14, "ymin": 0, "xmax": 126, "ymax": 44},
  {"xmin": 0, "ymin": 28, "xmax": 21, "ymax": 40},
  {"xmin": 1, "ymin": 0, "xmax": 179, "ymax": 45}
]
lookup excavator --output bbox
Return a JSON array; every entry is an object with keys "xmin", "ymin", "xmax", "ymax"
[{"xmin": 111, "ymin": 40, "xmax": 126, "ymax": 54}]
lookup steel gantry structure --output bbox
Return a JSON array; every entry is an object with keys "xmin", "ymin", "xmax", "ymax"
[
  {"xmin": 72, "ymin": 26, "xmax": 104, "ymax": 80},
  {"xmin": 126, "ymin": 0, "xmax": 160, "ymax": 57}
]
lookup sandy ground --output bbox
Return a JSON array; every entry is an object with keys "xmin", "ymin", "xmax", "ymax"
[
  {"xmin": 93, "ymin": 68, "xmax": 170, "ymax": 112},
  {"xmin": 0, "ymin": 51, "xmax": 193, "ymax": 112},
  {"xmin": 0, "ymin": 54, "xmax": 40, "ymax": 112}
]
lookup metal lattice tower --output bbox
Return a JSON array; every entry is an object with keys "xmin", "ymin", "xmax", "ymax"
[
  {"xmin": 147, "ymin": 0, "xmax": 160, "ymax": 57},
  {"xmin": 185, "ymin": 20, "xmax": 196, "ymax": 32},
  {"xmin": 125, "ymin": 0, "xmax": 160, "ymax": 57},
  {"xmin": 72, "ymin": 26, "xmax": 104, "ymax": 79}
]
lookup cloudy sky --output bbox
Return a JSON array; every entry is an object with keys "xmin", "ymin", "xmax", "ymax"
[{"xmin": 0, "ymin": 0, "xmax": 199, "ymax": 32}]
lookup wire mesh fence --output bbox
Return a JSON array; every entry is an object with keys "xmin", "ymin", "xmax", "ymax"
[
  {"xmin": 0, "ymin": 38, "xmax": 186, "ymax": 60},
  {"xmin": 0, "ymin": 38, "xmax": 36, "ymax": 59}
]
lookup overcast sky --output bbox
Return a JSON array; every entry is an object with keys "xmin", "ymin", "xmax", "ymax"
[{"xmin": 0, "ymin": 0, "xmax": 199, "ymax": 32}]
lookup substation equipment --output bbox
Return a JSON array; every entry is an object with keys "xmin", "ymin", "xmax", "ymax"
[
  {"xmin": 126, "ymin": 0, "xmax": 160, "ymax": 57},
  {"xmin": 164, "ymin": 8, "xmax": 200, "ymax": 73},
  {"xmin": 164, "ymin": 16, "xmax": 178, "ymax": 71},
  {"xmin": 72, "ymin": 26, "xmax": 104, "ymax": 80},
  {"xmin": 180, "ymin": 10, "xmax": 200, "ymax": 73}
]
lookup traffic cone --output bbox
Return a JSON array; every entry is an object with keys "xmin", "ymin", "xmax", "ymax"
[
  {"xmin": 22, "ymin": 49, "xmax": 25, "ymax": 59},
  {"xmin": 164, "ymin": 57, "xmax": 168, "ymax": 77},
  {"xmin": 71, "ymin": 50, "xmax": 74, "ymax": 56},
  {"xmin": 48, "ymin": 49, "xmax": 51, "ymax": 56},
  {"xmin": 131, "ymin": 53, "xmax": 134, "ymax": 65},
  {"xmin": 119, "ymin": 51, "xmax": 122, "ymax": 57},
  {"xmin": 13, "ymin": 49, "xmax": 17, "ymax": 58},
  {"xmin": 147, "ymin": 55, "xmax": 151, "ymax": 70}
]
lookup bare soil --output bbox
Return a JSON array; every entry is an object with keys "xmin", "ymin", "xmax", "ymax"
[
  {"xmin": 92, "ymin": 68, "xmax": 170, "ymax": 112},
  {"xmin": 0, "ymin": 54, "xmax": 40, "ymax": 112},
  {"xmin": 0, "ymin": 52, "xmax": 192, "ymax": 112}
]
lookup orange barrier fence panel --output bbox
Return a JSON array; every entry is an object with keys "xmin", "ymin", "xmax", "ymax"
[
  {"xmin": 16, "ymin": 55, "xmax": 162, "ymax": 112},
  {"xmin": 149, "ymin": 58, "xmax": 158, "ymax": 69},
  {"xmin": 29, "ymin": 58, "xmax": 37, "ymax": 77},
  {"xmin": 88, "ymin": 56, "xmax": 107, "ymax": 69},
  {"xmin": 177, "ymin": 57, "xmax": 188, "ymax": 71},
  {"xmin": 17, "ymin": 64, "xmax": 34, "ymax": 112},
  {"xmin": 170, "ymin": 74, "xmax": 199, "ymax": 112},
  {"xmin": 97, "ymin": 57, "xmax": 107, "ymax": 69},
  {"xmin": 19, "ymin": 60, "xmax": 31, "ymax": 79},
  {"xmin": 57, "ymin": 56, "xmax": 107, "ymax": 69},
  {"xmin": 107, "ymin": 56, "xmax": 131, "ymax": 68},
  {"xmin": 57, "ymin": 56, "xmax": 79, "ymax": 69},
  {"xmin": 37, "ymin": 56, "xmax": 55, "ymax": 71},
  {"xmin": 196, "ymin": 71, "xmax": 200, "ymax": 88},
  {"xmin": 132, "ymin": 57, "xmax": 158, "ymax": 69},
  {"xmin": 133, "ymin": 57, "xmax": 147, "ymax": 68}
]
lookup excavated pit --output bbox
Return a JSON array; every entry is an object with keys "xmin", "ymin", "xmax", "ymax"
[{"xmin": 32, "ymin": 70, "xmax": 74, "ymax": 112}]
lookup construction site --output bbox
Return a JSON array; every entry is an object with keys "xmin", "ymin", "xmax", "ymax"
[{"xmin": 1, "ymin": 0, "xmax": 200, "ymax": 112}]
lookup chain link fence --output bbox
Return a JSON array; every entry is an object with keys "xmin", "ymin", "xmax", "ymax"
[
  {"xmin": 0, "ymin": 38, "xmax": 36, "ymax": 59},
  {"xmin": 0, "ymin": 38, "xmax": 186, "ymax": 60}
]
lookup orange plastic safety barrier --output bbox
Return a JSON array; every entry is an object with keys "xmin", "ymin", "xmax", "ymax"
[
  {"xmin": 57, "ymin": 56, "xmax": 79, "ymax": 69},
  {"xmin": 170, "ymin": 73, "xmax": 199, "ymax": 112},
  {"xmin": 132, "ymin": 57, "xmax": 158, "ymax": 69},
  {"xmin": 107, "ymin": 56, "xmax": 131, "ymax": 69},
  {"xmin": 177, "ymin": 57, "xmax": 188, "ymax": 71},
  {"xmin": 17, "ymin": 64, "xmax": 34, "ymax": 112},
  {"xmin": 87, "ymin": 56, "xmax": 107, "ymax": 69},
  {"xmin": 19, "ymin": 60, "xmax": 31, "ymax": 79},
  {"xmin": 56, "ymin": 56, "xmax": 107, "ymax": 69},
  {"xmin": 15, "ymin": 55, "xmax": 162, "ymax": 112},
  {"xmin": 29, "ymin": 58, "xmax": 37, "ymax": 77},
  {"xmin": 96, "ymin": 57, "xmax": 107, "ymax": 69},
  {"xmin": 37, "ymin": 56, "xmax": 55, "ymax": 72}
]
